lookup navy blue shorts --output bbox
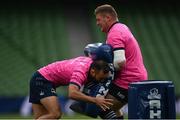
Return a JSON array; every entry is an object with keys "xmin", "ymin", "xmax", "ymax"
[
  {"xmin": 29, "ymin": 72, "xmax": 57, "ymax": 104},
  {"xmin": 108, "ymin": 83, "xmax": 128, "ymax": 104}
]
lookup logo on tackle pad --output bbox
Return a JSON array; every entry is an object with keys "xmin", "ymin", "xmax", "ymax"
[
  {"xmin": 148, "ymin": 88, "xmax": 161, "ymax": 119},
  {"xmin": 148, "ymin": 88, "xmax": 161, "ymax": 99}
]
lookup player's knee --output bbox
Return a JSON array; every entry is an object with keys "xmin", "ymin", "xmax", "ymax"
[
  {"xmin": 34, "ymin": 115, "xmax": 39, "ymax": 119},
  {"xmin": 54, "ymin": 111, "xmax": 62, "ymax": 119},
  {"xmin": 115, "ymin": 109, "xmax": 123, "ymax": 116},
  {"xmin": 50, "ymin": 111, "xmax": 62, "ymax": 119},
  {"xmin": 48, "ymin": 111, "xmax": 62, "ymax": 119}
]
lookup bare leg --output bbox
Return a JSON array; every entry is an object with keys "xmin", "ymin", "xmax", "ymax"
[
  {"xmin": 38, "ymin": 96, "xmax": 62, "ymax": 119},
  {"xmin": 32, "ymin": 103, "xmax": 48, "ymax": 119},
  {"xmin": 32, "ymin": 96, "xmax": 62, "ymax": 119}
]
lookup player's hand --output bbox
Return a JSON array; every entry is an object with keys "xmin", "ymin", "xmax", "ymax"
[{"xmin": 94, "ymin": 97, "xmax": 113, "ymax": 111}]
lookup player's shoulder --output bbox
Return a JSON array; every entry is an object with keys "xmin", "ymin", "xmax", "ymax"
[
  {"xmin": 74, "ymin": 56, "xmax": 93, "ymax": 65},
  {"xmin": 76, "ymin": 56, "xmax": 92, "ymax": 61},
  {"xmin": 109, "ymin": 22, "xmax": 132, "ymax": 39},
  {"xmin": 114, "ymin": 22, "xmax": 129, "ymax": 31},
  {"xmin": 73, "ymin": 56, "xmax": 90, "ymax": 60}
]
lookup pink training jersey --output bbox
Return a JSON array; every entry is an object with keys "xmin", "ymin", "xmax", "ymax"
[
  {"xmin": 106, "ymin": 22, "xmax": 148, "ymax": 89},
  {"xmin": 38, "ymin": 56, "xmax": 93, "ymax": 88}
]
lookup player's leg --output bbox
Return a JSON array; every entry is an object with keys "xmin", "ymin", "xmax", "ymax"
[
  {"xmin": 105, "ymin": 93, "xmax": 126, "ymax": 117},
  {"xmin": 38, "ymin": 96, "xmax": 62, "ymax": 119},
  {"xmin": 29, "ymin": 71, "xmax": 61, "ymax": 119},
  {"xmin": 98, "ymin": 93, "xmax": 125, "ymax": 119},
  {"xmin": 29, "ymin": 72, "xmax": 48, "ymax": 119},
  {"xmin": 32, "ymin": 103, "xmax": 48, "ymax": 119},
  {"xmin": 103, "ymin": 83, "xmax": 128, "ymax": 119}
]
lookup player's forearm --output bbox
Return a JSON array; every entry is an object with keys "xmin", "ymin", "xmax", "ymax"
[{"xmin": 69, "ymin": 90, "xmax": 96, "ymax": 104}]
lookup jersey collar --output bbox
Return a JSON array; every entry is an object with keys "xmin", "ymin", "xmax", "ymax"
[{"xmin": 107, "ymin": 21, "xmax": 119, "ymax": 33}]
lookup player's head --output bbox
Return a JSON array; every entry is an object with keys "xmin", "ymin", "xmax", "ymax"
[
  {"xmin": 84, "ymin": 43, "xmax": 103, "ymax": 57},
  {"xmin": 94, "ymin": 4, "xmax": 118, "ymax": 33},
  {"xmin": 89, "ymin": 60, "xmax": 110, "ymax": 82},
  {"xmin": 84, "ymin": 43, "xmax": 113, "ymax": 63},
  {"xmin": 93, "ymin": 44, "xmax": 113, "ymax": 63}
]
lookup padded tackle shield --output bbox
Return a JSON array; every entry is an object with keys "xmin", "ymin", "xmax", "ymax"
[{"xmin": 128, "ymin": 80, "xmax": 176, "ymax": 119}]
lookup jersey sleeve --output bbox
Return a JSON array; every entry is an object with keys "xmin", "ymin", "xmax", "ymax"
[
  {"xmin": 69, "ymin": 68, "xmax": 87, "ymax": 89},
  {"xmin": 107, "ymin": 31, "xmax": 125, "ymax": 50},
  {"xmin": 107, "ymin": 24, "xmax": 133, "ymax": 50}
]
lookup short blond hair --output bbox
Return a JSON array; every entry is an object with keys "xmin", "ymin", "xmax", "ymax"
[{"xmin": 94, "ymin": 4, "xmax": 118, "ymax": 18}]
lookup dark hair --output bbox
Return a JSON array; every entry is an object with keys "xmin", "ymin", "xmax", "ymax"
[
  {"xmin": 90, "ymin": 60, "xmax": 110, "ymax": 74},
  {"xmin": 94, "ymin": 4, "xmax": 118, "ymax": 18}
]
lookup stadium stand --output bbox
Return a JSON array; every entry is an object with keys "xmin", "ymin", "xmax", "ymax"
[{"xmin": 0, "ymin": 4, "xmax": 70, "ymax": 96}]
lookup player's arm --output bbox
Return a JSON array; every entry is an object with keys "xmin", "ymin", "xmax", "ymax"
[
  {"xmin": 68, "ymin": 83, "xmax": 113, "ymax": 111},
  {"xmin": 113, "ymin": 49, "xmax": 126, "ymax": 71}
]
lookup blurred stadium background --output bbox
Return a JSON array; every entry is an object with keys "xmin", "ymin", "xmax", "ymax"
[{"xmin": 0, "ymin": 0, "xmax": 179, "ymax": 119}]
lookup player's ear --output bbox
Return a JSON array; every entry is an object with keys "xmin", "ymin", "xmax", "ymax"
[
  {"xmin": 105, "ymin": 14, "xmax": 111, "ymax": 21},
  {"xmin": 90, "ymin": 69, "xmax": 96, "ymax": 77}
]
